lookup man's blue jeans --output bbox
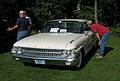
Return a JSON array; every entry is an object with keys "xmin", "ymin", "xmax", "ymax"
[
  {"xmin": 17, "ymin": 31, "xmax": 28, "ymax": 41},
  {"xmin": 99, "ymin": 32, "xmax": 111, "ymax": 56}
]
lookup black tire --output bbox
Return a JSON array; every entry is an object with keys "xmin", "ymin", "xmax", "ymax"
[{"xmin": 75, "ymin": 51, "xmax": 83, "ymax": 69}]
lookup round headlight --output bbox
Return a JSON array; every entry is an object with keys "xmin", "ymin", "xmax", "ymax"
[
  {"xmin": 61, "ymin": 50, "xmax": 76, "ymax": 58},
  {"xmin": 12, "ymin": 47, "xmax": 17, "ymax": 53},
  {"xmin": 61, "ymin": 50, "xmax": 68, "ymax": 57},
  {"xmin": 11, "ymin": 47, "xmax": 22, "ymax": 54},
  {"xmin": 17, "ymin": 48, "xmax": 22, "ymax": 54}
]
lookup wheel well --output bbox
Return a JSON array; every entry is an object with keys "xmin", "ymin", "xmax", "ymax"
[
  {"xmin": 74, "ymin": 47, "xmax": 85, "ymax": 70},
  {"xmin": 79, "ymin": 47, "xmax": 85, "ymax": 69},
  {"xmin": 80, "ymin": 48, "xmax": 85, "ymax": 56}
]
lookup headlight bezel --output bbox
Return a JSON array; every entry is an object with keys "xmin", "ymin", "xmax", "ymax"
[
  {"xmin": 61, "ymin": 50, "xmax": 76, "ymax": 58},
  {"xmin": 12, "ymin": 46, "xmax": 22, "ymax": 54}
]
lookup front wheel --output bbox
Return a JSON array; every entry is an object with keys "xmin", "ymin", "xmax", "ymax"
[{"xmin": 75, "ymin": 52, "xmax": 83, "ymax": 69}]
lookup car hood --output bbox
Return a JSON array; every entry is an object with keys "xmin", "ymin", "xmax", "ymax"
[{"xmin": 14, "ymin": 33, "xmax": 85, "ymax": 50}]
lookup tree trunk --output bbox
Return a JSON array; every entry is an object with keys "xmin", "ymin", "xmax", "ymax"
[{"xmin": 94, "ymin": 0, "xmax": 98, "ymax": 23}]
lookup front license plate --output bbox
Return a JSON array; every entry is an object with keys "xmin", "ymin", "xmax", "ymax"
[{"xmin": 35, "ymin": 60, "xmax": 46, "ymax": 64}]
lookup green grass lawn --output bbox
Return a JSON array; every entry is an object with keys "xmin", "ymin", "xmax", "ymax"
[{"xmin": 0, "ymin": 35, "xmax": 120, "ymax": 81}]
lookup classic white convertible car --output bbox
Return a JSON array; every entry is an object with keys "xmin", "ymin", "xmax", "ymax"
[{"xmin": 11, "ymin": 19, "xmax": 97, "ymax": 69}]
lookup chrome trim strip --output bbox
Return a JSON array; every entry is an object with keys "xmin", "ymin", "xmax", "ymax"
[{"xmin": 13, "ymin": 55, "xmax": 75, "ymax": 61}]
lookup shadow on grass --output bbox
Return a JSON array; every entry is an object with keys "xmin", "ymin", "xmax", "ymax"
[
  {"xmin": 81, "ymin": 47, "xmax": 98, "ymax": 69},
  {"xmin": 104, "ymin": 47, "xmax": 113, "ymax": 57},
  {"xmin": 81, "ymin": 46, "xmax": 113, "ymax": 69},
  {"xmin": 24, "ymin": 63, "xmax": 74, "ymax": 71}
]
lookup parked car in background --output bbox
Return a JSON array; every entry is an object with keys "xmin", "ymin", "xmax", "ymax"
[
  {"xmin": 11, "ymin": 19, "xmax": 97, "ymax": 69},
  {"xmin": 0, "ymin": 17, "xmax": 16, "ymax": 52}
]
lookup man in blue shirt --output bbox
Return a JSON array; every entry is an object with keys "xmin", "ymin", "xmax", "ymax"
[{"xmin": 7, "ymin": 10, "xmax": 31, "ymax": 41}]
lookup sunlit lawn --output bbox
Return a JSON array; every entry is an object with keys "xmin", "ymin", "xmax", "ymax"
[{"xmin": 0, "ymin": 34, "xmax": 120, "ymax": 81}]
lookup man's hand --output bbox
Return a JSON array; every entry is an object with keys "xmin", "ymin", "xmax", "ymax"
[
  {"xmin": 6, "ymin": 25, "xmax": 18, "ymax": 32},
  {"xmin": 95, "ymin": 33, "xmax": 100, "ymax": 41},
  {"xmin": 7, "ymin": 27, "xmax": 13, "ymax": 31}
]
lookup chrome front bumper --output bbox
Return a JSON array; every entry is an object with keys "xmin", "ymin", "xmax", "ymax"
[{"xmin": 12, "ymin": 55, "xmax": 79, "ymax": 66}]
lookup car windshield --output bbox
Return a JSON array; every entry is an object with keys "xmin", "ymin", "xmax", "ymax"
[{"xmin": 41, "ymin": 21, "xmax": 89, "ymax": 33}]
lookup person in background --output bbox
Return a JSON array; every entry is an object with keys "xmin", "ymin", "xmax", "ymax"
[
  {"xmin": 7, "ymin": 10, "xmax": 31, "ymax": 41},
  {"xmin": 87, "ymin": 20, "xmax": 111, "ymax": 59},
  {"xmin": 24, "ymin": 11, "xmax": 32, "ymax": 35}
]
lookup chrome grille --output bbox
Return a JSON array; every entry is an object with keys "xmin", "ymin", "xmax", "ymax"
[{"xmin": 21, "ymin": 48, "xmax": 64, "ymax": 58}]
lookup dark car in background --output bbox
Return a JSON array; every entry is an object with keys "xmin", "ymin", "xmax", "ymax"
[{"xmin": 0, "ymin": 17, "xmax": 16, "ymax": 52}]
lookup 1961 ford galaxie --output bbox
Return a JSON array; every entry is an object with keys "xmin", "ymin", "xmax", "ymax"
[{"xmin": 11, "ymin": 19, "xmax": 97, "ymax": 69}]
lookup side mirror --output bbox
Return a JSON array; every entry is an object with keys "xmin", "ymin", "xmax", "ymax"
[{"xmin": 84, "ymin": 31, "xmax": 89, "ymax": 36}]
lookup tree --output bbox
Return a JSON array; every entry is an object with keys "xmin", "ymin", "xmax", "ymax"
[
  {"xmin": 94, "ymin": 0, "xmax": 98, "ymax": 23},
  {"xmin": 0, "ymin": 0, "xmax": 119, "ymax": 28}
]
